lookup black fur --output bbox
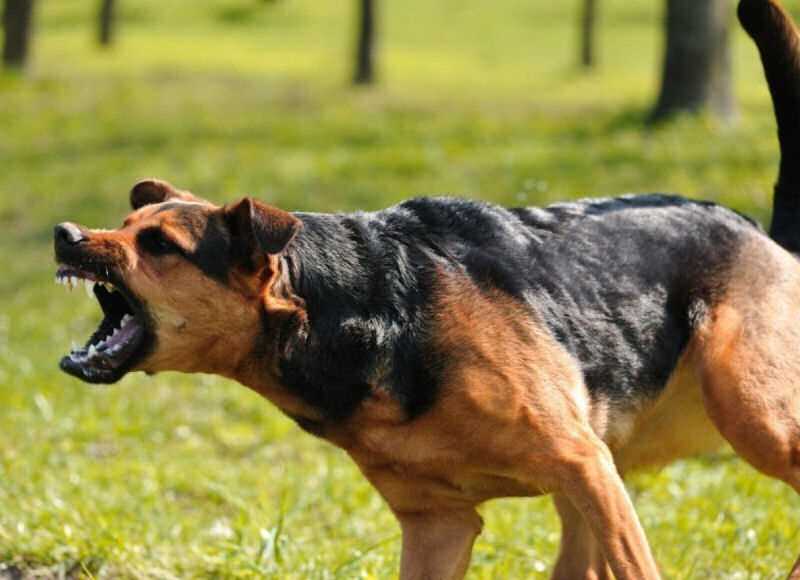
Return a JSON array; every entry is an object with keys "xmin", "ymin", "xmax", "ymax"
[
  {"xmin": 277, "ymin": 195, "xmax": 760, "ymax": 421},
  {"xmin": 278, "ymin": 211, "xmax": 441, "ymax": 421},
  {"xmin": 145, "ymin": 205, "xmax": 234, "ymax": 282}
]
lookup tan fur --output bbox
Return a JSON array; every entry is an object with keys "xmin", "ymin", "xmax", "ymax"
[
  {"xmin": 319, "ymin": 271, "xmax": 659, "ymax": 578},
  {"xmin": 695, "ymin": 237, "xmax": 800, "ymax": 485},
  {"xmin": 83, "ymin": 200, "xmax": 321, "ymax": 421},
  {"xmin": 552, "ymin": 494, "xmax": 614, "ymax": 580},
  {"xmin": 608, "ymin": 348, "xmax": 726, "ymax": 473}
]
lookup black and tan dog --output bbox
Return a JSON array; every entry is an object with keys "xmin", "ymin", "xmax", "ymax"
[{"xmin": 52, "ymin": 1, "xmax": 800, "ymax": 577}]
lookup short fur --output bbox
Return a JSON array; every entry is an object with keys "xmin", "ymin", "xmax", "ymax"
[{"xmin": 52, "ymin": 1, "xmax": 800, "ymax": 578}]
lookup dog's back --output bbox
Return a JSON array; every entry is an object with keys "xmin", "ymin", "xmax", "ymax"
[{"xmin": 284, "ymin": 186, "xmax": 764, "ymax": 429}]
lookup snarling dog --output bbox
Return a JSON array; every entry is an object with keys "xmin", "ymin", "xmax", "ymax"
[{"xmin": 52, "ymin": 1, "xmax": 800, "ymax": 578}]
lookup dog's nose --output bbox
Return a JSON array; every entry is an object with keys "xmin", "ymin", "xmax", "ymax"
[{"xmin": 54, "ymin": 222, "xmax": 87, "ymax": 246}]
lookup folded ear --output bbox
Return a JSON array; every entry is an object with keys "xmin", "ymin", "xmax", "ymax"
[
  {"xmin": 224, "ymin": 197, "xmax": 302, "ymax": 269},
  {"xmin": 130, "ymin": 179, "xmax": 204, "ymax": 209}
]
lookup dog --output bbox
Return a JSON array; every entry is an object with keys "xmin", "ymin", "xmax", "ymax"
[{"xmin": 52, "ymin": 1, "xmax": 800, "ymax": 578}]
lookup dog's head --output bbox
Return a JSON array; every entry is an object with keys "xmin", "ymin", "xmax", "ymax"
[{"xmin": 53, "ymin": 179, "xmax": 302, "ymax": 384}]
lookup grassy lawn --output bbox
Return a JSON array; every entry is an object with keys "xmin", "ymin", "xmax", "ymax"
[{"xmin": 1, "ymin": 0, "xmax": 799, "ymax": 577}]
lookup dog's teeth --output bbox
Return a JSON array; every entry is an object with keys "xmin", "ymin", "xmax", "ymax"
[
  {"xmin": 84, "ymin": 280, "xmax": 95, "ymax": 297},
  {"xmin": 88, "ymin": 344, "xmax": 97, "ymax": 358},
  {"xmin": 121, "ymin": 314, "xmax": 133, "ymax": 327}
]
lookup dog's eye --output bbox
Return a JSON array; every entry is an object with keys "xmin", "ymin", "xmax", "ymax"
[{"xmin": 137, "ymin": 228, "xmax": 179, "ymax": 256}]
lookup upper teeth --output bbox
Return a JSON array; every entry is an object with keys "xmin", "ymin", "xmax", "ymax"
[
  {"xmin": 56, "ymin": 272, "xmax": 115, "ymax": 293},
  {"xmin": 84, "ymin": 280, "xmax": 95, "ymax": 297},
  {"xmin": 55, "ymin": 275, "xmax": 79, "ymax": 290}
]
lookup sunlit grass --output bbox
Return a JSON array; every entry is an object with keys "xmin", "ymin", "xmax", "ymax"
[{"xmin": 1, "ymin": 0, "xmax": 798, "ymax": 577}]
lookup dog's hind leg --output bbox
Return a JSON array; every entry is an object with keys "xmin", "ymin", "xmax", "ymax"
[
  {"xmin": 695, "ymin": 243, "xmax": 800, "ymax": 577},
  {"xmin": 552, "ymin": 493, "xmax": 613, "ymax": 580}
]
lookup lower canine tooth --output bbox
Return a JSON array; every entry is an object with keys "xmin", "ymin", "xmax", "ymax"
[{"xmin": 84, "ymin": 280, "xmax": 95, "ymax": 297}]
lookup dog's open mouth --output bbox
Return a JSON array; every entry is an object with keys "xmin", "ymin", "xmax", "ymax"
[{"xmin": 56, "ymin": 265, "xmax": 151, "ymax": 383}]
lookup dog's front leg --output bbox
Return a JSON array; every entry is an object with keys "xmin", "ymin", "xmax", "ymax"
[
  {"xmin": 557, "ymin": 438, "xmax": 659, "ymax": 580},
  {"xmin": 395, "ymin": 508, "xmax": 483, "ymax": 580},
  {"xmin": 552, "ymin": 493, "xmax": 613, "ymax": 580}
]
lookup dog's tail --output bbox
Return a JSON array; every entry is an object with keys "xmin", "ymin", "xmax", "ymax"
[{"xmin": 739, "ymin": 0, "xmax": 800, "ymax": 253}]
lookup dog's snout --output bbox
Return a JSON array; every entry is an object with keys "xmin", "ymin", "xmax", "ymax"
[{"xmin": 54, "ymin": 222, "xmax": 87, "ymax": 247}]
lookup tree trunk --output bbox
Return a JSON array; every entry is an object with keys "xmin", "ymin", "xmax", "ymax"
[
  {"xmin": 353, "ymin": 0, "xmax": 376, "ymax": 85},
  {"xmin": 98, "ymin": 0, "xmax": 115, "ymax": 47},
  {"xmin": 2, "ymin": 0, "xmax": 34, "ymax": 70},
  {"xmin": 650, "ymin": 0, "xmax": 736, "ymax": 123},
  {"xmin": 580, "ymin": 0, "xmax": 598, "ymax": 69}
]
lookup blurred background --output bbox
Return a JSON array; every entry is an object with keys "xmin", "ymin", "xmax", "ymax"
[{"xmin": 1, "ymin": 0, "xmax": 799, "ymax": 578}]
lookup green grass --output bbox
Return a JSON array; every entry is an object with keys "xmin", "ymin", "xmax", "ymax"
[{"xmin": 1, "ymin": 0, "xmax": 799, "ymax": 577}]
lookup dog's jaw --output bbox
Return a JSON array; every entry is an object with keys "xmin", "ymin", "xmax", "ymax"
[{"xmin": 55, "ymin": 264, "xmax": 154, "ymax": 384}]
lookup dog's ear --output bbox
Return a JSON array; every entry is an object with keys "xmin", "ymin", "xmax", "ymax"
[
  {"xmin": 223, "ymin": 197, "xmax": 302, "ymax": 269},
  {"xmin": 130, "ymin": 179, "xmax": 202, "ymax": 209}
]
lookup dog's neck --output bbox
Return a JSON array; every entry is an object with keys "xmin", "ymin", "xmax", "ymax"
[
  {"xmin": 226, "ymin": 210, "xmax": 434, "ymax": 427},
  {"xmin": 282, "ymin": 212, "xmax": 377, "ymax": 322},
  {"xmin": 213, "ymin": 255, "xmax": 323, "ymax": 422},
  {"xmin": 240, "ymin": 212, "xmax": 390, "ymax": 423}
]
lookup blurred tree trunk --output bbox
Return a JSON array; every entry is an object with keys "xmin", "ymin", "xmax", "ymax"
[
  {"xmin": 2, "ymin": 0, "xmax": 34, "ymax": 70},
  {"xmin": 98, "ymin": 0, "xmax": 116, "ymax": 47},
  {"xmin": 580, "ymin": 0, "xmax": 598, "ymax": 69},
  {"xmin": 650, "ymin": 0, "xmax": 735, "ymax": 123},
  {"xmin": 354, "ymin": 0, "xmax": 376, "ymax": 85}
]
